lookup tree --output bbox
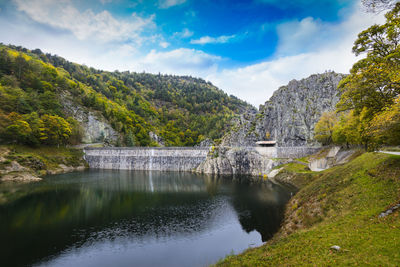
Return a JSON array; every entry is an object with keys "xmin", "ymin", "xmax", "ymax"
[
  {"xmin": 4, "ymin": 119, "xmax": 32, "ymax": 144},
  {"xmin": 23, "ymin": 112, "xmax": 43, "ymax": 145},
  {"xmin": 331, "ymin": 109, "xmax": 373, "ymax": 149},
  {"xmin": 265, "ymin": 131, "xmax": 271, "ymax": 140},
  {"xmin": 367, "ymin": 96, "xmax": 400, "ymax": 145},
  {"xmin": 314, "ymin": 111, "xmax": 337, "ymax": 145},
  {"xmin": 124, "ymin": 130, "xmax": 136, "ymax": 147},
  {"xmin": 67, "ymin": 117, "xmax": 84, "ymax": 145},
  {"xmin": 40, "ymin": 115, "xmax": 72, "ymax": 145},
  {"xmin": 337, "ymin": 3, "xmax": 400, "ymax": 119}
]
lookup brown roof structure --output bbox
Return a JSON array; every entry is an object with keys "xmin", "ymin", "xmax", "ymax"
[{"xmin": 256, "ymin": 141, "xmax": 276, "ymax": 146}]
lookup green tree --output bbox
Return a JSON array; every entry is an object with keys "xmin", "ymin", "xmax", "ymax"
[
  {"xmin": 124, "ymin": 130, "xmax": 136, "ymax": 147},
  {"xmin": 67, "ymin": 117, "xmax": 83, "ymax": 145},
  {"xmin": 314, "ymin": 111, "xmax": 337, "ymax": 145},
  {"xmin": 367, "ymin": 96, "xmax": 400, "ymax": 145},
  {"xmin": 40, "ymin": 115, "xmax": 72, "ymax": 145},
  {"xmin": 331, "ymin": 110, "xmax": 372, "ymax": 149},
  {"xmin": 4, "ymin": 119, "xmax": 32, "ymax": 144},
  {"xmin": 338, "ymin": 4, "xmax": 400, "ymax": 119}
]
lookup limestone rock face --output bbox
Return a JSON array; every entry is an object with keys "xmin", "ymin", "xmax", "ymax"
[
  {"xmin": 222, "ymin": 72, "xmax": 345, "ymax": 147},
  {"xmin": 61, "ymin": 93, "xmax": 119, "ymax": 144},
  {"xmin": 149, "ymin": 131, "xmax": 165, "ymax": 147},
  {"xmin": 196, "ymin": 147, "xmax": 285, "ymax": 176}
]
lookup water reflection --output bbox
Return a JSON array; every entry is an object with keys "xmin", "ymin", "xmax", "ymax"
[{"xmin": 0, "ymin": 170, "xmax": 291, "ymax": 267}]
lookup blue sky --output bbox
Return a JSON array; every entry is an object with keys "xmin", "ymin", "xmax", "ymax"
[{"xmin": 0, "ymin": 0, "xmax": 385, "ymax": 106}]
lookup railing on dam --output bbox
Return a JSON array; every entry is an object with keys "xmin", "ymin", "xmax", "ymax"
[{"xmin": 84, "ymin": 147, "xmax": 210, "ymax": 171}]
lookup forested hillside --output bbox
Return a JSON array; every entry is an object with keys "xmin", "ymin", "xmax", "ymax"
[{"xmin": 0, "ymin": 44, "xmax": 252, "ymax": 147}]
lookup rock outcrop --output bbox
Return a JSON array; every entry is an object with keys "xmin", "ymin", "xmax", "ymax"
[
  {"xmin": 61, "ymin": 92, "xmax": 120, "ymax": 144},
  {"xmin": 196, "ymin": 147, "xmax": 284, "ymax": 176},
  {"xmin": 197, "ymin": 72, "xmax": 344, "ymax": 175},
  {"xmin": 196, "ymin": 146, "xmax": 319, "ymax": 176},
  {"xmin": 222, "ymin": 72, "xmax": 345, "ymax": 147}
]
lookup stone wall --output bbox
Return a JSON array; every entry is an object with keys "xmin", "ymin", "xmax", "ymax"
[
  {"xmin": 84, "ymin": 147, "xmax": 210, "ymax": 171},
  {"xmin": 276, "ymin": 147, "xmax": 320, "ymax": 159}
]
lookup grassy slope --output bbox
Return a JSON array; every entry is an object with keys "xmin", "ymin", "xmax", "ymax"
[
  {"xmin": 0, "ymin": 145, "xmax": 86, "ymax": 177},
  {"xmin": 218, "ymin": 152, "xmax": 400, "ymax": 266}
]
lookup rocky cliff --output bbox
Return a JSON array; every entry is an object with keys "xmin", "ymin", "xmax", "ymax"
[
  {"xmin": 61, "ymin": 92, "xmax": 120, "ymax": 144},
  {"xmin": 222, "ymin": 71, "xmax": 345, "ymax": 147}
]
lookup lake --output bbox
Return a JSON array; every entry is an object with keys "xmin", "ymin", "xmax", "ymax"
[{"xmin": 0, "ymin": 170, "xmax": 293, "ymax": 267}]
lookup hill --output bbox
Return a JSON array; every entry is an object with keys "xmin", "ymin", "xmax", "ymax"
[
  {"xmin": 218, "ymin": 152, "xmax": 400, "ymax": 266},
  {"xmin": 0, "ymin": 44, "xmax": 253, "ymax": 147}
]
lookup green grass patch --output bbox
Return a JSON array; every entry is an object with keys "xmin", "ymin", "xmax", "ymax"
[
  {"xmin": 283, "ymin": 162, "xmax": 312, "ymax": 173},
  {"xmin": 217, "ymin": 153, "xmax": 400, "ymax": 266},
  {"xmin": 296, "ymin": 156, "xmax": 310, "ymax": 164}
]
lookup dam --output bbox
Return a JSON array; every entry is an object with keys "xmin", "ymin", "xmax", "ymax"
[
  {"xmin": 84, "ymin": 146, "xmax": 320, "ymax": 172},
  {"xmin": 84, "ymin": 147, "xmax": 210, "ymax": 171}
]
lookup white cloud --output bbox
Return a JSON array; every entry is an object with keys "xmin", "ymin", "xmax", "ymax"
[
  {"xmin": 190, "ymin": 34, "xmax": 236, "ymax": 45},
  {"xmin": 276, "ymin": 17, "xmax": 324, "ymax": 55},
  {"xmin": 174, "ymin": 28, "xmax": 194, "ymax": 38},
  {"xmin": 13, "ymin": 0, "xmax": 155, "ymax": 43},
  {"xmin": 134, "ymin": 48, "xmax": 221, "ymax": 76},
  {"xmin": 158, "ymin": 0, "xmax": 186, "ymax": 9},
  {"xmin": 206, "ymin": 4, "xmax": 386, "ymax": 107},
  {"xmin": 160, "ymin": 41, "xmax": 170, "ymax": 48}
]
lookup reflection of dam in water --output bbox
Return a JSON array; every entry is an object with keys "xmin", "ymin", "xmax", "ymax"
[{"xmin": 77, "ymin": 170, "xmax": 209, "ymax": 193}]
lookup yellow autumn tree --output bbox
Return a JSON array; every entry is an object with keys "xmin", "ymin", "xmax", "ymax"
[
  {"xmin": 367, "ymin": 96, "xmax": 400, "ymax": 145},
  {"xmin": 314, "ymin": 111, "xmax": 337, "ymax": 145}
]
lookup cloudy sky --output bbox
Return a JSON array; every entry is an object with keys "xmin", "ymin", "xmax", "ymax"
[{"xmin": 0, "ymin": 0, "xmax": 385, "ymax": 106}]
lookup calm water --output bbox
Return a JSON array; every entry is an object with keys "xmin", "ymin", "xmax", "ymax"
[{"xmin": 0, "ymin": 170, "xmax": 292, "ymax": 267}]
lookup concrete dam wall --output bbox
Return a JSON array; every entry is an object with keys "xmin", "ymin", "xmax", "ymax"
[
  {"xmin": 254, "ymin": 147, "xmax": 320, "ymax": 159},
  {"xmin": 84, "ymin": 147, "xmax": 210, "ymax": 171},
  {"xmin": 84, "ymin": 146, "xmax": 320, "ymax": 173}
]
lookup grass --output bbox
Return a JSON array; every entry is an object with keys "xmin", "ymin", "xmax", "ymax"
[
  {"xmin": 0, "ymin": 145, "xmax": 86, "ymax": 177},
  {"xmin": 283, "ymin": 162, "xmax": 312, "ymax": 173},
  {"xmin": 217, "ymin": 152, "xmax": 400, "ymax": 266}
]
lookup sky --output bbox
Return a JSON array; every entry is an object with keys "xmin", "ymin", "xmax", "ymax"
[{"xmin": 0, "ymin": 0, "xmax": 386, "ymax": 107}]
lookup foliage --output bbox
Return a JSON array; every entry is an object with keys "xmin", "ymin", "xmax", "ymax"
[
  {"xmin": 314, "ymin": 111, "xmax": 337, "ymax": 145},
  {"xmin": 0, "ymin": 145, "xmax": 87, "ymax": 179},
  {"xmin": 367, "ymin": 96, "xmax": 400, "ymax": 145},
  {"xmin": 337, "ymin": 3, "xmax": 400, "ymax": 118},
  {"xmin": 315, "ymin": 4, "xmax": 400, "ymax": 150},
  {"xmin": 0, "ymin": 44, "xmax": 251, "ymax": 147}
]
